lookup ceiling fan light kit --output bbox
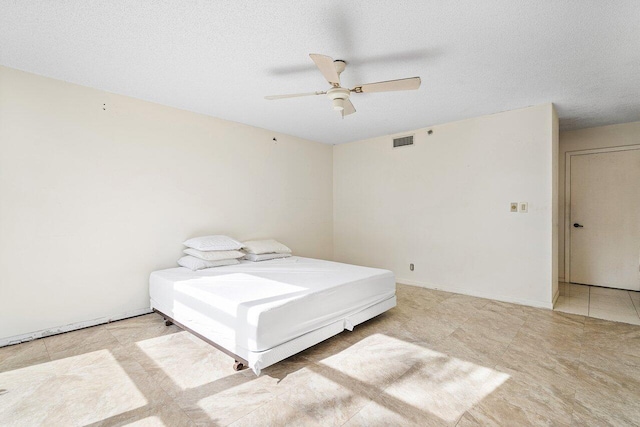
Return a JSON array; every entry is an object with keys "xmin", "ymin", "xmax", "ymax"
[
  {"xmin": 265, "ymin": 53, "xmax": 421, "ymax": 118},
  {"xmin": 328, "ymin": 87, "xmax": 350, "ymax": 111}
]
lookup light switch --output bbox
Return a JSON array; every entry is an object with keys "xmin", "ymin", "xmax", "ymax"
[
  {"xmin": 510, "ymin": 202, "xmax": 518, "ymax": 212},
  {"xmin": 519, "ymin": 202, "xmax": 528, "ymax": 213}
]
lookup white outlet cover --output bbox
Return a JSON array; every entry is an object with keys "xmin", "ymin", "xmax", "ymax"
[{"xmin": 519, "ymin": 202, "xmax": 528, "ymax": 213}]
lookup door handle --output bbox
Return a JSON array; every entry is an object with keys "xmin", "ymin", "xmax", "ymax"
[{"xmin": 573, "ymin": 223, "xmax": 584, "ymax": 228}]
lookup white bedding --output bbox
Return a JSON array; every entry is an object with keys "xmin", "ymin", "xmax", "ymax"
[{"xmin": 149, "ymin": 257, "xmax": 395, "ymax": 355}]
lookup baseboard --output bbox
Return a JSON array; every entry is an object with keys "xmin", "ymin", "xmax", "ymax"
[
  {"xmin": 396, "ymin": 278, "xmax": 554, "ymax": 310},
  {"xmin": 558, "ymin": 277, "xmax": 565, "ymax": 283},
  {"xmin": 0, "ymin": 307, "xmax": 153, "ymax": 348}
]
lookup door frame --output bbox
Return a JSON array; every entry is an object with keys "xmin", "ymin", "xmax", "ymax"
[{"xmin": 564, "ymin": 144, "xmax": 640, "ymax": 284}]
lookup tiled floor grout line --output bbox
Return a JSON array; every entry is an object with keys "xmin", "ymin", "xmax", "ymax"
[
  {"xmin": 630, "ymin": 291, "xmax": 640, "ymax": 319},
  {"xmin": 340, "ymin": 408, "xmax": 362, "ymax": 426},
  {"xmin": 494, "ymin": 316, "xmax": 528, "ymax": 365},
  {"xmin": 40, "ymin": 336, "xmax": 53, "ymax": 361},
  {"xmin": 228, "ymin": 396, "xmax": 279, "ymax": 426},
  {"xmin": 567, "ymin": 314, "xmax": 588, "ymax": 426},
  {"xmin": 453, "ymin": 411, "xmax": 466, "ymax": 426},
  {"xmin": 36, "ymin": 334, "xmax": 59, "ymax": 362},
  {"xmin": 104, "ymin": 325, "xmax": 122, "ymax": 346}
]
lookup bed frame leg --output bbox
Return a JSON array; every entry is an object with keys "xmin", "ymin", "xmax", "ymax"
[
  {"xmin": 164, "ymin": 318, "xmax": 173, "ymax": 326},
  {"xmin": 233, "ymin": 360, "xmax": 245, "ymax": 371}
]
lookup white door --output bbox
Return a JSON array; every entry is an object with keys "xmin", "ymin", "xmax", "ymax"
[{"xmin": 570, "ymin": 148, "xmax": 640, "ymax": 290}]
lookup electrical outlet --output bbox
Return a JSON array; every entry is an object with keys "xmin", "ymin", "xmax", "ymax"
[
  {"xmin": 510, "ymin": 202, "xmax": 518, "ymax": 212},
  {"xmin": 519, "ymin": 202, "xmax": 528, "ymax": 213},
  {"xmin": 410, "ymin": 263, "xmax": 414, "ymax": 271}
]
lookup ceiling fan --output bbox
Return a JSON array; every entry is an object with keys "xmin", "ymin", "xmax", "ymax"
[{"xmin": 265, "ymin": 54, "xmax": 421, "ymax": 118}]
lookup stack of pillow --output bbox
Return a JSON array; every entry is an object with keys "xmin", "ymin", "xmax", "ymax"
[
  {"xmin": 242, "ymin": 239, "xmax": 292, "ymax": 262},
  {"xmin": 178, "ymin": 235, "xmax": 245, "ymax": 271}
]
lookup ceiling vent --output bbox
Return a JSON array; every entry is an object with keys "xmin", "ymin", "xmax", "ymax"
[{"xmin": 393, "ymin": 135, "xmax": 414, "ymax": 148}]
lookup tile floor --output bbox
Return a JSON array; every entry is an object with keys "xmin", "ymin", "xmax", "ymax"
[
  {"xmin": 1, "ymin": 285, "xmax": 640, "ymax": 426},
  {"xmin": 555, "ymin": 282, "xmax": 640, "ymax": 325}
]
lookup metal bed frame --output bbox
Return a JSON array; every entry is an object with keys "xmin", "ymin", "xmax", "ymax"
[{"xmin": 153, "ymin": 308, "xmax": 248, "ymax": 371}]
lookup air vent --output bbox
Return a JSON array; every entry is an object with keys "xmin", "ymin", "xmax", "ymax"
[{"xmin": 393, "ymin": 135, "xmax": 414, "ymax": 148}]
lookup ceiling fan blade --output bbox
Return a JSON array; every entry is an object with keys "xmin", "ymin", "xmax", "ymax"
[
  {"xmin": 309, "ymin": 54, "xmax": 341, "ymax": 86},
  {"xmin": 264, "ymin": 91, "xmax": 325, "ymax": 100},
  {"xmin": 354, "ymin": 77, "xmax": 421, "ymax": 93},
  {"xmin": 342, "ymin": 99, "xmax": 356, "ymax": 117}
]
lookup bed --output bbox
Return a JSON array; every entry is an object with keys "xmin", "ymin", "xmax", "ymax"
[{"xmin": 149, "ymin": 256, "xmax": 396, "ymax": 375}]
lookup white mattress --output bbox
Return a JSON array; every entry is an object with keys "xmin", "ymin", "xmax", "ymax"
[{"xmin": 149, "ymin": 257, "xmax": 395, "ymax": 353}]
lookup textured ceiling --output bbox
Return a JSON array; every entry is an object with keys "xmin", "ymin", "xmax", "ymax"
[{"xmin": 1, "ymin": 1, "xmax": 639, "ymax": 144}]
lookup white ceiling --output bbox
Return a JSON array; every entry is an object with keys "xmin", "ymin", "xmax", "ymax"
[{"xmin": 1, "ymin": 1, "xmax": 639, "ymax": 144}]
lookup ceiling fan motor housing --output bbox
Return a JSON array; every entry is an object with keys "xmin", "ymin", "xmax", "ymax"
[{"xmin": 333, "ymin": 60, "xmax": 346, "ymax": 75}]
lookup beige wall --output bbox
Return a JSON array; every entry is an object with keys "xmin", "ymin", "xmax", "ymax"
[
  {"xmin": 334, "ymin": 104, "xmax": 558, "ymax": 308},
  {"xmin": 558, "ymin": 121, "xmax": 640, "ymax": 280},
  {"xmin": 0, "ymin": 63, "xmax": 580, "ymax": 342},
  {"xmin": 0, "ymin": 66, "xmax": 333, "ymax": 343},
  {"xmin": 551, "ymin": 107, "xmax": 559, "ymax": 302}
]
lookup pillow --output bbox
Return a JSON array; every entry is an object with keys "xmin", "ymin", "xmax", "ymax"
[
  {"xmin": 177, "ymin": 256, "xmax": 239, "ymax": 271},
  {"xmin": 244, "ymin": 253, "xmax": 292, "ymax": 262},
  {"xmin": 183, "ymin": 235, "xmax": 243, "ymax": 251},
  {"xmin": 242, "ymin": 239, "xmax": 292, "ymax": 255},
  {"xmin": 183, "ymin": 248, "xmax": 245, "ymax": 261}
]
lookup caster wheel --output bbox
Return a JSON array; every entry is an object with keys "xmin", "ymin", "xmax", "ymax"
[
  {"xmin": 233, "ymin": 361, "xmax": 244, "ymax": 371},
  {"xmin": 164, "ymin": 320, "xmax": 173, "ymax": 326}
]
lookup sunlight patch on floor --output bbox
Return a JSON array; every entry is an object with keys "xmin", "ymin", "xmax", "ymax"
[
  {"xmin": 136, "ymin": 332, "xmax": 236, "ymax": 391},
  {"xmin": 320, "ymin": 333, "xmax": 510, "ymax": 423},
  {"xmin": 0, "ymin": 349, "xmax": 147, "ymax": 426}
]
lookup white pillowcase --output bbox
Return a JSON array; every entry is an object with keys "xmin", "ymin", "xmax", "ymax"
[
  {"xmin": 242, "ymin": 239, "xmax": 292, "ymax": 255},
  {"xmin": 183, "ymin": 248, "xmax": 245, "ymax": 261},
  {"xmin": 244, "ymin": 253, "xmax": 292, "ymax": 262},
  {"xmin": 183, "ymin": 235, "xmax": 243, "ymax": 251},
  {"xmin": 177, "ymin": 256, "xmax": 239, "ymax": 271}
]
